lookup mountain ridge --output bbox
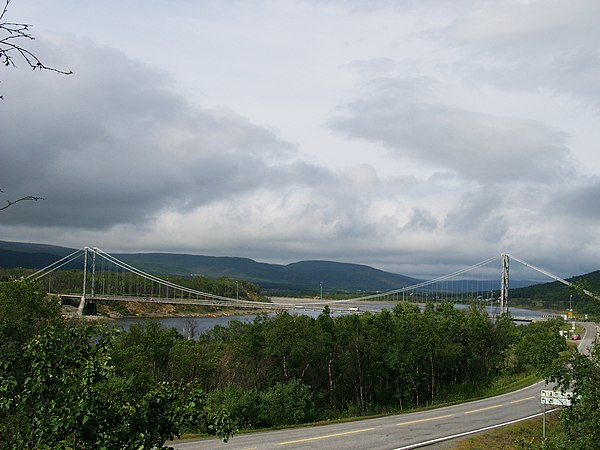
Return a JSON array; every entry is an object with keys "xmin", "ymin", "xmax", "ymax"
[{"xmin": 0, "ymin": 240, "xmax": 419, "ymax": 292}]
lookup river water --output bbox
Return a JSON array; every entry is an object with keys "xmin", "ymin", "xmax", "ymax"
[{"xmin": 115, "ymin": 302, "xmax": 550, "ymax": 338}]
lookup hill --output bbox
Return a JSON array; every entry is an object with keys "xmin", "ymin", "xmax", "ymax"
[
  {"xmin": 0, "ymin": 241, "xmax": 419, "ymax": 293},
  {"xmin": 510, "ymin": 271, "xmax": 600, "ymax": 313}
]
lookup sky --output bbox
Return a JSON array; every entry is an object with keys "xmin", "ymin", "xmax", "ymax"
[{"xmin": 1, "ymin": 0, "xmax": 599, "ymax": 280}]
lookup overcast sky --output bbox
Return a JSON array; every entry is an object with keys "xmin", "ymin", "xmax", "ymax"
[{"xmin": 1, "ymin": 0, "xmax": 599, "ymax": 280}]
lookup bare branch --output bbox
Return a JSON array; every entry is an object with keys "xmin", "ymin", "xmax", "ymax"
[
  {"xmin": 1, "ymin": 0, "xmax": 72, "ymax": 75},
  {"xmin": 0, "ymin": 195, "xmax": 46, "ymax": 211}
]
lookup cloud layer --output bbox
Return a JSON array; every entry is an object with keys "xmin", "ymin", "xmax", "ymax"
[{"xmin": 2, "ymin": 0, "xmax": 600, "ymax": 280}]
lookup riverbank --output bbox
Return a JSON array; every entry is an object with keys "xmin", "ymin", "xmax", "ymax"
[{"xmin": 61, "ymin": 300, "xmax": 281, "ymax": 320}]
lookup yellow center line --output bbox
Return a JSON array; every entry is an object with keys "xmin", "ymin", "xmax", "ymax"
[
  {"xmin": 397, "ymin": 414, "xmax": 453, "ymax": 426},
  {"xmin": 279, "ymin": 427, "xmax": 376, "ymax": 445},
  {"xmin": 464, "ymin": 404, "xmax": 503, "ymax": 414},
  {"xmin": 510, "ymin": 396, "xmax": 535, "ymax": 404}
]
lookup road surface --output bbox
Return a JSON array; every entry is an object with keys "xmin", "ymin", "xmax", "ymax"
[{"xmin": 171, "ymin": 322, "xmax": 597, "ymax": 450}]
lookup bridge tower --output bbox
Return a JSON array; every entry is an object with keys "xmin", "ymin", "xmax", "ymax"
[
  {"xmin": 500, "ymin": 253, "xmax": 509, "ymax": 314},
  {"xmin": 76, "ymin": 247, "xmax": 97, "ymax": 316}
]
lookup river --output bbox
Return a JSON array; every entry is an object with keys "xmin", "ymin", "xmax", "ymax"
[{"xmin": 115, "ymin": 302, "xmax": 550, "ymax": 338}]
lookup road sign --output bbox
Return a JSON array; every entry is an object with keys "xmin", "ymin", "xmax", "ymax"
[
  {"xmin": 541, "ymin": 397, "xmax": 572, "ymax": 406},
  {"xmin": 541, "ymin": 390, "xmax": 572, "ymax": 406}
]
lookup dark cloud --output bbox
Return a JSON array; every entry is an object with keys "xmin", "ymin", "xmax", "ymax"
[
  {"xmin": 0, "ymin": 37, "xmax": 303, "ymax": 229},
  {"xmin": 543, "ymin": 177, "xmax": 600, "ymax": 220}
]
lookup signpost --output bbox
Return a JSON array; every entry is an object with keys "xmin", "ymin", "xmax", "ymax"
[
  {"xmin": 540, "ymin": 390, "xmax": 573, "ymax": 438},
  {"xmin": 541, "ymin": 389, "xmax": 572, "ymax": 406}
]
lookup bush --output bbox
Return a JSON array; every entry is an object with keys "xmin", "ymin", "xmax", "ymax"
[{"xmin": 208, "ymin": 380, "xmax": 316, "ymax": 430}]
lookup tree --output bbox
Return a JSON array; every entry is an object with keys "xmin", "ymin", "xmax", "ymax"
[
  {"xmin": 0, "ymin": 282, "xmax": 234, "ymax": 449},
  {"xmin": 0, "ymin": 280, "xmax": 61, "ymax": 363},
  {"xmin": 534, "ymin": 286, "xmax": 600, "ymax": 449}
]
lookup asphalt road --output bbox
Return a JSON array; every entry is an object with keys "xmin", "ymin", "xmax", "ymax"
[{"xmin": 171, "ymin": 322, "xmax": 597, "ymax": 450}]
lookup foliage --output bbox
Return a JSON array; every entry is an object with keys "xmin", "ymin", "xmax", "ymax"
[
  {"xmin": 109, "ymin": 302, "xmax": 535, "ymax": 427},
  {"xmin": 525, "ymin": 285, "xmax": 600, "ymax": 449},
  {"xmin": 111, "ymin": 320, "xmax": 183, "ymax": 395},
  {"xmin": 0, "ymin": 282, "xmax": 234, "ymax": 449},
  {"xmin": 0, "ymin": 281, "xmax": 61, "ymax": 362},
  {"xmin": 2, "ymin": 279, "xmax": 575, "ymax": 443},
  {"xmin": 514, "ymin": 319, "xmax": 567, "ymax": 375},
  {"xmin": 207, "ymin": 380, "xmax": 316, "ymax": 429}
]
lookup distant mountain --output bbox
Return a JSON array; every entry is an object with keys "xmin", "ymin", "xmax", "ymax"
[
  {"xmin": 107, "ymin": 253, "xmax": 421, "ymax": 293},
  {"xmin": 0, "ymin": 241, "xmax": 81, "ymax": 271},
  {"xmin": 0, "ymin": 241, "xmax": 419, "ymax": 293}
]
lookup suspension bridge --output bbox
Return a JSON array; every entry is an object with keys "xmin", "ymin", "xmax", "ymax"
[{"xmin": 24, "ymin": 247, "xmax": 580, "ymax": 319}]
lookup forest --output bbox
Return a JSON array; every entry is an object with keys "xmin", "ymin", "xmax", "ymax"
[{"xmin": 0, "ymin": 280, "xmax": 572, "ymax": 449}]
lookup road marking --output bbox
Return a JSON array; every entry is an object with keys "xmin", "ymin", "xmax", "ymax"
[
  {"xmin": 397, "ymin": 414, "xmax": 453, "ymax": 426},
  {"xmin": 278, "ymin": 427, "xmax": 376, "ymax": 445},
  {"xmin": 510, "ymin": 396, "xmax": 535, "ymax": 404},
  {"xmin": 393, "ymin": 410, "xmax": 558, "ymax": 450},
  {"xmin": 464, "ymin": 404, "xmax": 503, "ymax": 414}
]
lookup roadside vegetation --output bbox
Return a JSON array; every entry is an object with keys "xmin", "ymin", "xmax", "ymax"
[
  {"xmin": 3, "ymin": 278, "xmax": 600, "ymax": 448},
  {"xmin": 453, "ymin": 282, "xmax": 600, "ymax": 450},
  {"xmin": 0, "ymin": 280, "xmax": 565, "ymax": 448},
  {"xmin": 0, "ymin": 281, "xmax": 234, "ymax": 449}
]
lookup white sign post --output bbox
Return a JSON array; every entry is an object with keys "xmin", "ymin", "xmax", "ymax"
[{"xmin": 540, "ymin": 390, "xmax": 573, "ymax": 438}]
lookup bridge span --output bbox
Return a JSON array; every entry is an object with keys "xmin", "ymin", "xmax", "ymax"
[{"xmin": 31, "ymin": 247, "xmax": 581, "ymax": 319}]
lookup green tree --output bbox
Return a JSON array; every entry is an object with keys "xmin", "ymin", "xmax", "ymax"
[
  {"xmin": 111, "ymin": 320, "xmax": 182, "ymax": 394},
  {"xmin": 0, "ymin": 281, "xmax": 61, "ymax": 362},
  {"xmin": 0, "ymin": 282, "xmax": 234, "ymax": 448},
  {"xmin": 537, "ymin": 286, "xmax": 600, "ymax": 449},
  {"xmin": 0, "ymin": 323, "xmax": 233, "ymax": 449},
  {"xmin": 514, "ymin": 319, "xmax": 567, "ymax": 376}
]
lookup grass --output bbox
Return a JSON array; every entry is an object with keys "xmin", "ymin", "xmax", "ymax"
[
  {"xmin": 436, "ymin": 370, "xmax": 540, "ymax": 407},
  {"xmin": 451, "ymin": 410, "xmax": 563, "ymax": 449}
]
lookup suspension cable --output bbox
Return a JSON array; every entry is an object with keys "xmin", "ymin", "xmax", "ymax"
[{"xmin": 26, "ymin": 248, "xmax": 85, "ymax": 281}]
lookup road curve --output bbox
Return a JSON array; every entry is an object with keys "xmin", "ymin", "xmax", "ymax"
[{"xmin": 171, "ymin": 322, "xmax": 597, "ymax": 450}]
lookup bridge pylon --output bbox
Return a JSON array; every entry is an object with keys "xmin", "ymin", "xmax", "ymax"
[
  {"xmin": 77, "ymin": 247, "xmax": 97, "ymax": 316},
  {"xmin": 500, "ymin": 253, "xmax": 509, "ymax": 314}
]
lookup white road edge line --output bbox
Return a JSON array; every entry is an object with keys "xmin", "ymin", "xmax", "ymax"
[{"xmin": 392, "ymin": 409, "xmax": 559, "ymax": 450}]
